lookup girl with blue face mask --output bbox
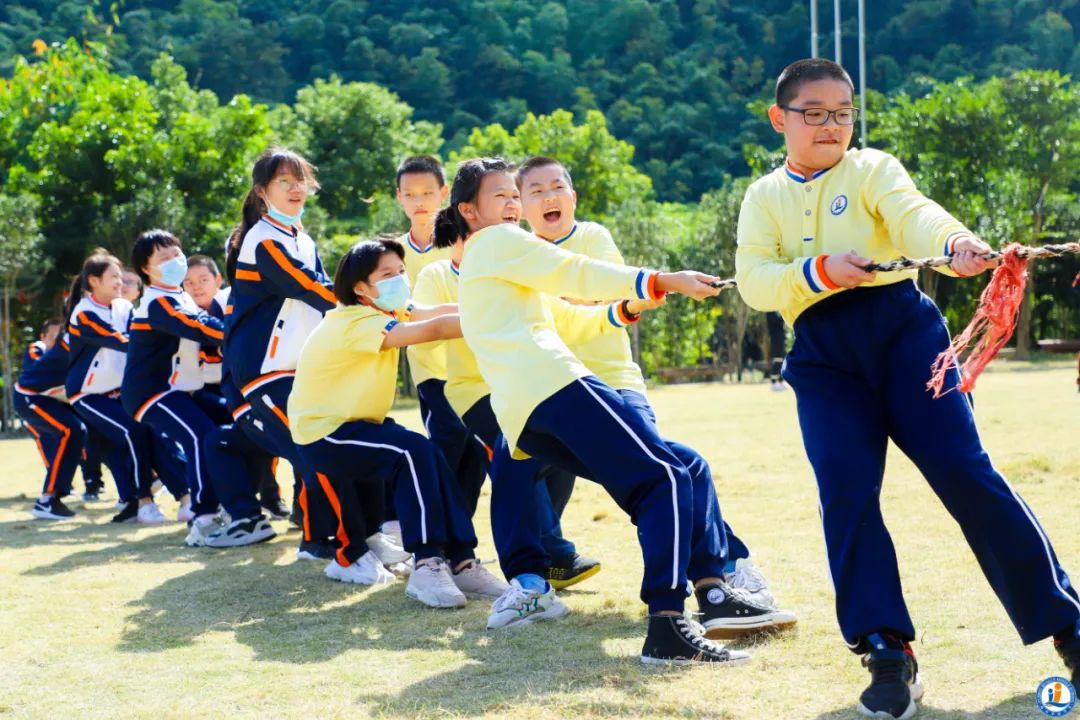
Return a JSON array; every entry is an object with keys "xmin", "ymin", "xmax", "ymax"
[
  {"xmin": 121, "ymin": 229, "xmax": 273, "ymax": 548},
  {"xmin": 288, "ymin": 238, "xmax": 509, "ymax": 605}
]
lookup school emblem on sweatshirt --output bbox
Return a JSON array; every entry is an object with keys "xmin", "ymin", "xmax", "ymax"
[
  {"xmin": 1037, "ymin": 676, "xmax": 1076, "ymax": 717},
  {"xmin": 830, "ymin": 194, "xmax": 848, "ymax": 216}
]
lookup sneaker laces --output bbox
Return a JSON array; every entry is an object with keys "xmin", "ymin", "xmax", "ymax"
[
  {"xmin": 729, "ymin": 563, "xmax": 767, "ymax": 593},
  {"xmin": 673, "ymin": 615, "xmax": 725, "ymax": 654},
  {"xmin": 492, "ymin": 584, "xmax": 531, "ymax": 612},
  {"xmin": 862, "ymin": 651, "xmax": 911, "ymax": 684}
]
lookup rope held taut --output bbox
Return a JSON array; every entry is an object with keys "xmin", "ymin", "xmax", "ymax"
[{"xmin": 708, "ymin": 242, "xmax": 1080, "ymax": 289}]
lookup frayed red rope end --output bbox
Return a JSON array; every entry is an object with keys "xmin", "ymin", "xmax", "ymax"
[{"xmin": 927, "ymin": 244, "xmax": 1030, "ymax": 398}]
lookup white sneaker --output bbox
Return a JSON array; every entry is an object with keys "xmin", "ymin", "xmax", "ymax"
[
  {"xmin": 452, "ymin": 559, "xmax": 510, "ymax": 599},
  {"xmin": 324, "ymin": 551, "xmax": 395, "ymax": 585},
  {"xmin": 381, "ymin": 520, "xmax": 403, "ymax": 547},
  {"xmin": 366, "ymin": 531, "xmax": 411, "ymax": 565},
  {"xmin": 136, "ymin": 502, "xmax": 167, "ymax": 524},
  {"xmin": 406, "ymin": 558, "xmax": 467, "ymax": 608},
  {"xmin": 487, "ymin": 579, "xmax": 569, "ymax": 629},
  {"xmin": 177, "ymin": 503, "xmax": 195, "ymax": 523},
  {"xmin": 184, "ymin": 516, "xmax": 221, "ymax": 547},
  {"xmin": 724, "ymin": 558, "xmax": 776, "ymax": 609}
]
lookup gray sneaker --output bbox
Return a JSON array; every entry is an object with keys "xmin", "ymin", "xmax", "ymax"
[{"xmin": 205, "ymin": 515, "xmax": 276, "ymax": 548}]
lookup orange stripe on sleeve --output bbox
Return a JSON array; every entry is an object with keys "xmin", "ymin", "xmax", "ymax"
[
  {"xmin": 260, "ymin": 240, "xmax": 336, "ymax": 305},
  {"xmin": 235, "ymin": 269, "xmax": 261, "ymax": 281},
  {"xmin": 156, "ymin": 297, "xmax": 224, "ymax": 340},
  {"xmin": 78, "ymin": 312, "xmax": 128, "ymax": 343}
]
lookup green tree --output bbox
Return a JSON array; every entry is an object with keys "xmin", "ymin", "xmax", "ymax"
[
  {"xmin": 0, "ymin": 192, "xmax": 48, "ymax": 430},
  {"xmin": 285, "ymin": 76, "xmax": 442, "ymax": 225},
  {"xmin": 453, "ymin": 109, "xmax": 653, "ymax": 220}
]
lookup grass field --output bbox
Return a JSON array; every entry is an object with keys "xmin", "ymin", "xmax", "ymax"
[{"xmin": 0, "ymin": 363, "xmax": 1077, "ymax": 719}]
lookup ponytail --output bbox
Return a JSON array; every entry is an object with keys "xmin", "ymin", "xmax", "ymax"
[
  {"xmin": 63, "ymin": 274, "xmax": 83, "ymax": 323},
  {"xmin": 432, "ymin": 206, "xmax": 467, "ymax": 249},
  {"xmin": 227, "ymin": 189, "xmax": 263, "ymax": 283}
]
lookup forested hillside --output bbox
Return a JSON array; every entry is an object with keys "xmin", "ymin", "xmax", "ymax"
[{"xmin": 2, "ymin": 0, "xmax": 1079, "ymax": 200}]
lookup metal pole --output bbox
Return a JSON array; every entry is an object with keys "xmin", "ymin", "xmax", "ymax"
[
  {"xmin": 810, "ymin": 0, "xmax": 819, "ymax": 57},
  {"xmin": 834, "ymin": 0, "xmax": 842, "ymax": 64},
  {"xmin": 858, "ymin": 0, "xmax": 867, "ymax": 147}
]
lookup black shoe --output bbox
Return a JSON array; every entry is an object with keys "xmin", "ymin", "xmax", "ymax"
[
  {"xmin": 1056, "ymin": 627, "xmax": 1080, "ymax": 686},
  {"xmin": 857, "ymin": 633, "xmax": 923, "ymax": 719},
  {"xmin": 289, "ymin": 499, "xmax": 304, "ymax": 529},
  {"xmin": 82, "ymin": 480, "xmax": 105, "ymax": 502},
  {"xmin": 111, "ymin": 500, "xmax": 139, "ymax": 523},
  {"xmin": 640, "ymin": 614, "xmax": 752, "ymax": 666},
  {"xmin": 545, "ymin": 553, "xmax": 601, "ymax": 590},
  {"xmin": 261, "ymin": 497, "xmax": 290, "ymax": 521},
  {"xmin": 695, "ymin": 581, "xmax": 798, "ymax": 639},
  {"xmin": 295, "ymin": 539, "xmax": 337, "ymax": 561},
  {"xmin": 31, "ymin": 496, "xmax": 76, "ymax": 520}
]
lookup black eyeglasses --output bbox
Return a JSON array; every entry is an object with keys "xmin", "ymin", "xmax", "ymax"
[{"xmin": 780, "ymin": 106, "xmax": 860, "ymax": 126}]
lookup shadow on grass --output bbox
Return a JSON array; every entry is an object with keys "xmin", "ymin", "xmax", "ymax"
[
  {"xmin": 110, "ymin": 547, "xmax": 713, "ymax": 716},
  {"xmin": 812, "ymin": 692, "xmax": 1033, "ymax": 719}
]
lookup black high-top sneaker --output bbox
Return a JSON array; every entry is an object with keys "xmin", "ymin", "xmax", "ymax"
[
  {"xmin": 694, "ymin": 580, "xmax": 797, "ymax": 639},
  {"xmin": 640, "ymin": 613, "xmax": 752, "ymax": 666},
  {"xmin": 857, "ymin": 632, "xmax": 923, "ymax": 719}
]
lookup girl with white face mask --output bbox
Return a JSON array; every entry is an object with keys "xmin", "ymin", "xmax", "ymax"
[{"xmin": 288, "ymin": 237, "xmax": 509, "ymax": 606}]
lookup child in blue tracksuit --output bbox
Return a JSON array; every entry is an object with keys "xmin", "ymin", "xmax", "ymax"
[
  {"xmin": 64, "ymin": 250, "xmax": 162, "ymax": 524},
  {"xmin": 16, "ymin": 329, "xmax": 87, "ymax": 520},
  {"xmin": 735, "ymin": 58, "xmax": 1080, "ymax": 717},
  {"xmin": 224, "ymin": 146, "xmax": 336, "ymax": 560},
  {"xmin": 122, "ymin": 229, "xmax": 272, "ymax": 548}
]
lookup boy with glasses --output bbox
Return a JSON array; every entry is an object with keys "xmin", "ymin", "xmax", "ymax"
[{"xmin": 736, "ymin": 57, "xmax": 1080, "ymax": 718}]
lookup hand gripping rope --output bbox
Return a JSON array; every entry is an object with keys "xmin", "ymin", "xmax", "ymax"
[{"xmin": 707, "ymin": 242, "xmax": 1080, "ymax": 397}]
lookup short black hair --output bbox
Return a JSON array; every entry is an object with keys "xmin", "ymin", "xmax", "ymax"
[
  {"xmin": 333, "ymin": 237, "xmax": 406, "ymax": 306},
  {"xmin": 187, "ymin": 254, "xmax": 220, "ymax": 277},
  {"xmin": 132, "ymin": 229, "xmax": 183, "ymax": 284},
  {"xmin": 515, "ymin": 156, "xmax": 573, "ymax": 189},
  {"xmin": 396, "ymin": 155, "xmax": 446, "ymax": 188},
  {"xmin": 775, "ymin": 58, "xmax": 854, "ymax": 107}
]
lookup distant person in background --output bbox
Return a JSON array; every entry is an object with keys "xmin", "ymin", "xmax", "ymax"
[
  {"xmin": 765, "ymin": 311, "xmax": 787, "ymax": 391},
  {"xmin": 121, "ymin": 269, "xmax": 143, "ymax": 305}
]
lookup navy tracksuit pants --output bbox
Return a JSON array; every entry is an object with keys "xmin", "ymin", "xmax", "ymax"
[
  {"xmin": 150, "ymin": 430, "xmax": 190, "ymax": 501},
  {"xmin": 296, "ymin": 417, "xmax": 478, "ymax": 568},
  {"xmin": 245, "ymin": 376, "xmax": 334, "ymax": 542},
  {"xmin": 202, "ymin": 416, "xmax": 272, "ymax": 521},
  {"xmin": 136, "ymin": 392, "xmax": 220, "ymax": 517},
  {"xmin": 73, "ymin": 394, "xmax": 154, "ymax": 503},
  {"xmin": 417, "ymin": 379, "xmax": 489, "ymax": 517},
  {"xmin": 15, "ymin": 393, "xmax": 87, "ymax": 497},
  {"xmin": 81, "ymin": 426, "xmax": 108, "ymax": 488},
  {"xmin": 512, "ymin": 375, "xmax": 704, "ymax": 614},
  {"xmin": 783, "ymin": 280, "xmax": 1080, "ymax": 650},
  {"xmin": 461, "ymin": 395, "xmax": 579, "ymax": 571}
]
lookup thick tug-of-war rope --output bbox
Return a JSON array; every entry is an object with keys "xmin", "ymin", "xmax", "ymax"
[{"xmin": 706, "ymin": 243, "xmax": 1080, "ymax": 397}]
